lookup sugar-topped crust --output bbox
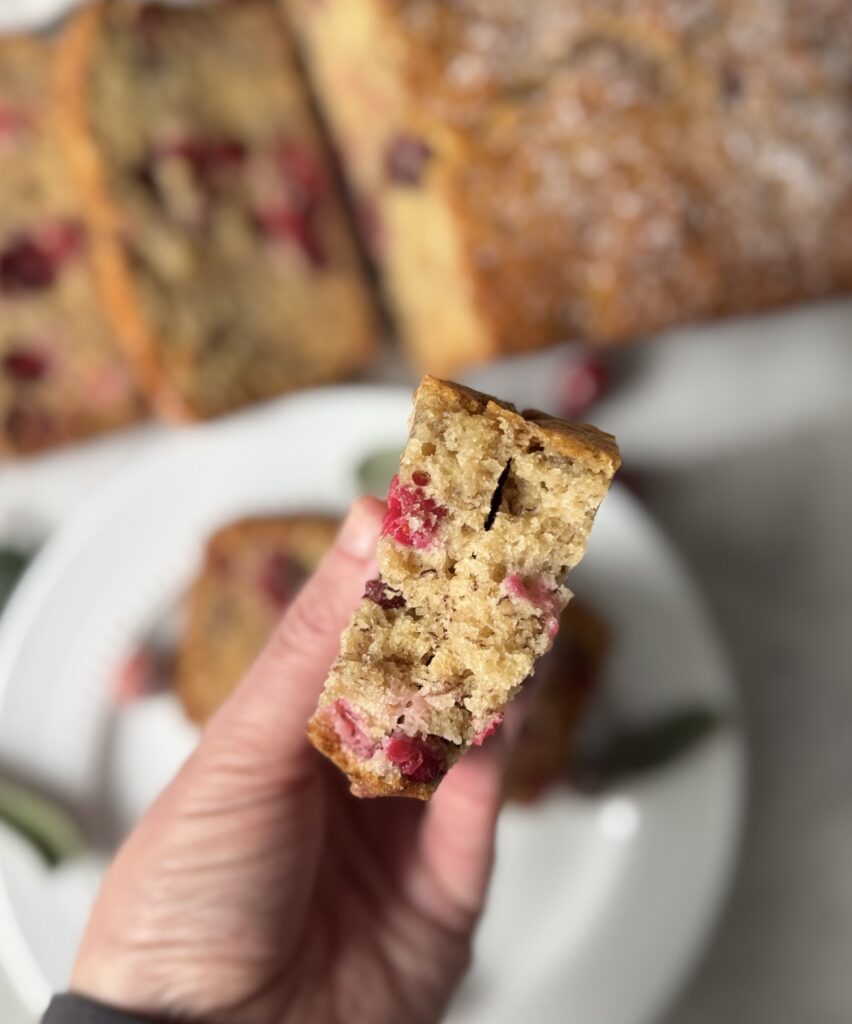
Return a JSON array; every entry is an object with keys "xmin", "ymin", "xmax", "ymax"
[{"xmin": 287, "ymin": 0, "xmax": 852, "ymax": 374}]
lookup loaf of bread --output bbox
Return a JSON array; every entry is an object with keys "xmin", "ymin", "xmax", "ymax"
[
  {"xmin": 286, "ymin": 0, "xmax": 852, "ymax": 375},
  {"xmin": 176, "ymin": 515, "xmax": 339, "ymax": 724},
  {"xmin": 0, "ymin": 35, "xmax": 142, "ymax": 458},
  {"xmin": 309, "ymin": 376, "xmax": 619, "ymax": 799},
  {"xmin": 58, "ymin": 0, "xmax": 377, "ymax": 420}
]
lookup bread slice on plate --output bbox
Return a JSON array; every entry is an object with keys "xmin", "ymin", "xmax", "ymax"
[
  {"xmin": 176, "ymin": 515, "xmax": 338, "ymax": 724},
  {"xmin": 58, "ymin": 0, "xmax": 377, "ymax": 420},
  {"xmin": 0, "ymin": 34, "xmax": 143, "ymax": 458},
  {"xmin": 309, "ymin": 376, "xmax": 620, "ymax": 799}
]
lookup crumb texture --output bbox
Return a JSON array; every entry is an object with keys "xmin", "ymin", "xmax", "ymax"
[
  {"xmin": 177, "ymin": 516, "xmax": 338, "ymax": 723},
  {"xmin": 0, "ymin": 35, "xmax": 141, "ymax": 457},
  {"xmin": 61, "ymin": 0, "xmax": 375, "ymax": 419},
  {"xmin": 310, "ymin": 377, "xmax": 619, "ymax": 798}
]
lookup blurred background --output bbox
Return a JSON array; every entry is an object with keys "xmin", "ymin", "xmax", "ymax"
[{"xmin": 0, "ymin": 1, "xmax": 850, "ymax": 1022}]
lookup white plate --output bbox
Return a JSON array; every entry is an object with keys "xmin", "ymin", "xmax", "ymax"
[{"xmin": 0, "ymin": 387, "xmax": 744, "ymax": 1023}]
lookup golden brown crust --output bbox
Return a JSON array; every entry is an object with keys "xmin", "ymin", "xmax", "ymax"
[
  {"xmin": 0, "ymin": 32, "xmax": 144, "ymax": 457},
  {"xmin": 56, "ymin": 3, "xmax": 181, "ymax": 417},
  {"xmin": 416, "ymin": 375, "xmax": 622, "ymax": 472},
  {"xmin": 288, "ymin": 0, "xmax": 852, "ymax": 373}
]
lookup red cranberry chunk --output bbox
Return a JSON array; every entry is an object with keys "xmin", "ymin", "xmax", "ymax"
[
  {"xmin": 161, "ymin": 137, "xmax": 247, "ymax": 187},
  {"xmin": 386, "ymin": 734, "xmax": 447, "ymax": 783},
  {"xmin": 3, "ymin": 347, "xmax": 49, "ymax": 383},
  {"xmin": 557, "ymin": 354, "xmax": 609, "ymax": 420},
  {"xmin": 385, "ymin": 134, "xmax": 433, "ymax": 186},
  {"xmin": 0, "ymin": 221, "xmax": 85, "ymax": 296},
  {"xmin": 329, "ymin": 699, "xmax": 376, "ymax": 758},
  {"xmin": 381, "ymin": 474, "xmax": 448, "ymax": 550},
  {"xmin": 1, "ymin": 238, "xmax": 56, "ymax": 294},
  {"xmin": 259, "ymin": 554, "xmax": 306, "ymax": 607},
  {"xmin": 364, "ymin": 577, "xmax": 406, "ymax": 610}
]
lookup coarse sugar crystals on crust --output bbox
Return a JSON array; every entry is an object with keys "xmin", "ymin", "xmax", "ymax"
[
  {"xmin": 308, "ymin": 376, "xmax": 620, "ymax": 799},
  {"xmin": 286, "ymin": 0, "xmax": 852, "ymax": 375}
]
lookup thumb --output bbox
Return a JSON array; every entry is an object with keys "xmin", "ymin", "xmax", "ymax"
[{"xmin": 200, "ymin": 496, "xmax": 384, "ymax": 779}]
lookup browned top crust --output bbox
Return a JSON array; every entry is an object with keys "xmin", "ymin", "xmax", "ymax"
[
  {"xmin": 355, "ymin": 0, "xmax": 852, "ymax": 347},
  {"xmin": 415, "ymin": 375, "xmax": 621, "ymax": 473}
]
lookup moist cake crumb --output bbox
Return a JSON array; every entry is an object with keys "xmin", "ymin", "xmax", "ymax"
[{"xmin": 308, "ymin": 376, "xmax": 620, "ymax": 799}]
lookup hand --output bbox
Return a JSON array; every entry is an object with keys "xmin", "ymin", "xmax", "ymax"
[{"xmin": 72, "ymin": 498, "xmax": 508, "ymax": 1024}]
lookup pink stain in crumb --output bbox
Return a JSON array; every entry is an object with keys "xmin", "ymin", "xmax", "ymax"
[
  {"xmin": 503, "ymin": 573, "xmax": 563, "ymax": 616},
  {"xmin": 503, "ymin": 572, "xmax": 564, "ymax": 649},
  {"xmin": 381, "ymin": 474, "xmax": 448, "ymax": 550},
  {"xmin": 385, "ymin": 734, "xmax": 447, "ymax": 783},
  {"xmin": 0, "ymin": 108, "xmax": 30, "ymax": 145},
  {"xmin": 84, "ymin": 365, "xmax": 134, "ymax": 406},
  {"xmin": 328, "ymin": 699, "xmax": 376, "ymax": 759},
  {"xmin": 473, "ymin": 713, "xmax": 504, "ymax": 746}
]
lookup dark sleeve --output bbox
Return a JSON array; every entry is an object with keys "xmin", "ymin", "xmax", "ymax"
[{"xmin": 42, "ymin": 994, "xmax": 173, "ymax": 1024}]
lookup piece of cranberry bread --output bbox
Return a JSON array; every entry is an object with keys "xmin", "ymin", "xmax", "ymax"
[
  {"xmin": 0, "ymin": 35, "xmax": 142, "ymax": 458},
  {"xmin": 505, "ymin": 599, "xmax": 608, "ymax": 803},
  {"xmin": 176, "ymin": 515, "xmax": 338, "ymax": 724},
  {"xmin": 286, "ymin": 0, "xmax": 852, "ymax": 375},
  {"xmin": 309, "ymin": 376, "xmax": 620, "ymax": 799},
  {"xmin": 58, "ymin": 0, "xmax": 377, "ymax": 420}
]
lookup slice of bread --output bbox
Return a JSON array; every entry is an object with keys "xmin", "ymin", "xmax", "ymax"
[
  {"xmin": 176, "ymin": 515, "xmax": 338, "ymax": 724},
  {"xmin": 58, "ymin": 0, "xmax": 377, "ymax": 420},
  {"xmin": 0, "ymin": 34, "xmax": 142, "ymax": 458},
  {"xmin": 309, "ymin": 376, "xmax": 620, "ymax": 799}
]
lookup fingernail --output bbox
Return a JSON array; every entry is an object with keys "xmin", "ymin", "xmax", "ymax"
[{"xmin": 338, "ymin": 498, "xmax": 382, "ymax": 560}]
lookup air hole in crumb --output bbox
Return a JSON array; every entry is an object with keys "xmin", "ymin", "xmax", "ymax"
[
  {"xmin": 526, "ymin": 439, "xmax": 544, "ymax": 454},
  {"xmin": 421, "ymin": 442, "xmax": 436, "ymax": 456},
  {"xmin": 421, "ymin": 652, "xmax": 434, "ymax": 666},
  {"xmin": 484, "ymin": 460, "xmax": 512, "ymax": 531}
]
